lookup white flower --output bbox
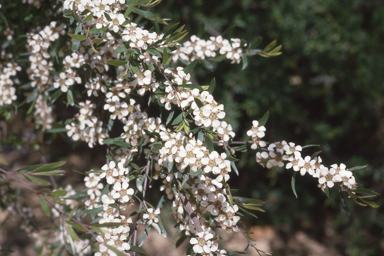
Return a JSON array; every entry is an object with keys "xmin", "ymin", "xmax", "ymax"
[{"xmin": 143, "ymin": 208, "xmax": 161, "ymax": 225}]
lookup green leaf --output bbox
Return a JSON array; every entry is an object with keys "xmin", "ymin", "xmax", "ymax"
[
  {"xmin": 167, "ymin": 161, "xmax": 173, "ymax": 173},
  {"xmin": 124, "ymin": 0, "xmax": 137, "ymax": 17},
  {"xmin": 83, "ymin": 13, "xmax": 93, "ymax": 23},
  {"xmin": 104, "ymin": 12, "xmax": 112, "ymax": 21},
  {"xmin": 130, "ymin": 162, "xmax": 140, "ymax": 170},
  {"xmin": 353, "ymin": 188, "xmax": 379, "ymax": 196},
  {"xmin": 112, "ymin": 141, "xmax": 132, "ymax": 147},
  {"xmin": 130, "ymin": 209, "xmax": 145, "ymax": 217},
  {"xmin": 162, "ymin": 47, "xmax": 168, "ymax": 65},
  {"xmin": 241, "ymin": 53, "xmax": 248, "ymax": 70},
  {"xmin": 50, "ymin": 89, "xmax": 63, "ymax": 104},
  {"xmin": 130, "ymin": 245, "xmax": 146, "ymax": 254},
  {"xmin": 136, "ymin": 175, "xmax": 145, "ymax": 193},
  {"xmin": 66, "ymin": 221, "xmax": 87, "ymax": 232},
  {"xmin": 106, "ymin": 60, "xmax": 128, "ymax": 66},
  {"xmin": 263, "ymin": 39, "xmax": 277, "ymax": 52},
  {"xmin": 188, "ymin": 168, "xmax": 203, "ymax": 177},
  {"xmin": 92, "ymin": 38, "xmax": 104, "ymax": 44},
  {"xmin": 184, "ymin": 59, "xmax": 198, "ymax": 74},
  {"xmin": 82, "ymin": 207, "xmax": 103, "ymax": 214},
  {"xmin": 156, "ymin": 217, "xmax": 168, "ymax": 237},
  {"xmin": 173, "ymin": 234, "xmax": 188, "ymax": 249},
  {"xmin": 311, "ymin": 151, "xmax": 322, "ymax": 159},
  {"xmin": 204, "ymin": 134, "xmax": 214, "ymax": 153},
  {"xmin": 65, "ymin": 224, "xmax": 80, "ymax": 241},
  {"xmin": 71, "ymin": 39, "xmax": 81, "ymax": 51},
  {"xmin": 16, "ymin": 164, "xmax": 45, "ymax": 173},
  {"xmin": 242, "ymin": 204, "xmax": 265, "ymax": 212},
  {"xmin": 231, "ymin": 161, "xmax": 239, "ymax": 176},
  {"xmin": 175, "ymin": 122, "xmax": 184, "ymax": 132},
  {"xmin": 23, "ymin": 174, "xmax": 51, "ymax": 186},
  {"xmin": 171, "ymin": 113, "xmax": 183, "ymax": 125},
  {"xmin": 362, "ymin": 200, "xmax": 379, "ymax": 208},
  {"xmin": 291, "ymin": 172, "xmax": 298, "ymax": 198},
  {"xmin": 301, "ymin": 144, "xmax": 320, "ymax": 149},
  {"xmin": 138, "ymin": 225, "xmax": 150, "ymax": 246},
  {"xmin": 132, "ymin": 7, "xmax": 156, "ymax": 20},
  {"xmin": 269, "ymin": 44, "xmax": 282, "ymax": 54},
  {"xmin": 112, "ymin": 46, "xmax": 128, "ymax": 54},
  {"xmin": 349, "ymin": 165, "xmax": 368, "ymax": 172},
  {"xmin": 91, "ymin": 222, "xmax": 125, "ymax": 228},
  {"xmin": 173, "ymin": 31, "xmax": 188, "ymax": 42},
  {"xmin": 104, "ymin": 245, "xmax": 130, "ymax": 256},
  {"xmin": 163, "ymin": 22, "xmax": 180, "ymax": 38},
  {"xmin": 225, "ymin": 155, "xmax": 238, "ymax": 162},
  {"xmin": 40, "ymin": 195, "xmax": 51, "ymax": 216},
  {"xmin": 183, "ymin": 120, "xmax": 190, "ymax": 134},
  {"xmin": 166, "ymin": 111, "xmax": 175, "ymax": 125},
  {"xmin": 194, "ymin": 98, "xmax": 204, "ymax": 108},
  {"xmin": 27, "ymin": 87, "xmax": 39, "ymax": 103},
  {"xmin": 340, "ymin": 193, "xmax": 351, "ymax": 215},
  {"xmin": 67, "ymin": 90, "xmax": 74, "ymax": 106},
  {"xmin": 258, "ymin": 111, "xmax": 269, "ymax": 126},
  {"xmin": 31, "ymin": 170, "xmax": 65, "ymax": 176},
  {"xmin": 146, "ymin": 48, "xmax": 162, "ymax": 57},
  {"xmin": 52, "ymin": 190, "xmax": 68, "ymax": 197},
  {"xmin": 324, "ymin": 187, "xmax": 330, "ymax": 198},
  {"xmin": 31, "ymin": 161, "xmax": 65, "ymax": 173},
  {"xmin": 208, "ymin": 77, "xmax": 216, "ymax": 94},
  {"xmin": 89, "ymin": 26, "xmax": 109, "ymax": 34}
]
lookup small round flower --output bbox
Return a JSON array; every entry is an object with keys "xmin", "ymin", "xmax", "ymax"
[{"xmin": 143, "ymin": 208, "xmax": 161, "ymax": 225}]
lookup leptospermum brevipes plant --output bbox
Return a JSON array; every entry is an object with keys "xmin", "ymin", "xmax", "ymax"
[{"xmin": 0, "ymin": 0, "xmax": 379, "ymax": 255}]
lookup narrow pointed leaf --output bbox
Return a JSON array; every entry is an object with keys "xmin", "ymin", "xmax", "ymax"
[
  {"xmin": 258, "ymin": 111, "xmax": 269, "ymax": 126},
  {"xmin": 349, "ymin": 165, "xmax": 368, "ymax": 172},
  {"xmin": 263, "ymin": 40, "xmax": 277, "ymax": 52},
  {"xmin": 65, "ymin": 224, "xmax": 80, "ymax": 241},
  {"xmin": 124, "ymin": 0, "xmax": 136, "ymax": 17},
  {"xmin": 40, "ymin": 195, "xmax": 51, "ymax": 216},
  {"xmin": 208, "ymin": 77, "xmax": 216, "ymax": 94},
  {"xmin": 31, "ymin": 161, "xmax": 65, "ymax": 173},
  {"xmin": 291, "ymin": 172, "xmax": 298, "ymax": 198},
  {"xmin": 24, "ymin": 174, "xmax": 51, "ymax": 186},
  {"xmin": 183, "ymin": 59, "xmax": 198, "ymax": 74}
]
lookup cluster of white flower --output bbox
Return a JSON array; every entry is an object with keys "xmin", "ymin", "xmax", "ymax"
[
  {"xmin": 34, "ymin": 94, "xmax": 54, "ymax": 130},
  {"xmin": 26, "ymin": 21, "xmax": 65, "ymax": 90},
  {"xmin": 57, "ymin": 1, "xmax": 361, "ymax": 256},
  {"xmin": 159, "ymin": 67, "xmax": 235, "ymax": 142},
  {"xmin": 53, "ymin": 53, "xmax": 84, "ymax": 93},
  {"xmin": 82, "ymin": 159, "xmax": 134, "ymax": 256},
  {"xmin": 25, "ymin": 22, "xmax": 66, "ymax": 128},
  {"xmin": 84, "ymin": 172, "xmax": 104, "ymax": 209},
  {"xmin": 0, "ymin": 63, "xmax": 20, "ymax": 106},
  {"xmin": 122, "ymin": 108, "xmax": 163, "ymax": 147},
  {"xmin": 157, "ymin": 132, "xmax": 239, "ymax": 254},
  {"xmin": 172, "ymin": 35, "xmax": 243, "ymax": 64},
  {"xmin": 247, "ymin": 120, "xmax": 267, "ymax": 149},
  {"xmin": 65, "ymin": 100, "xmax": 108, "ymax": 148},
  {"xmin": 249, "ymin": 121, "xmax": 358, "ymax": 191}
]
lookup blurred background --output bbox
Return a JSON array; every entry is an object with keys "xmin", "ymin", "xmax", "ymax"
[{"xmin": 1, "ymin": 0, "xmax": 384, "ymax": 255}]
